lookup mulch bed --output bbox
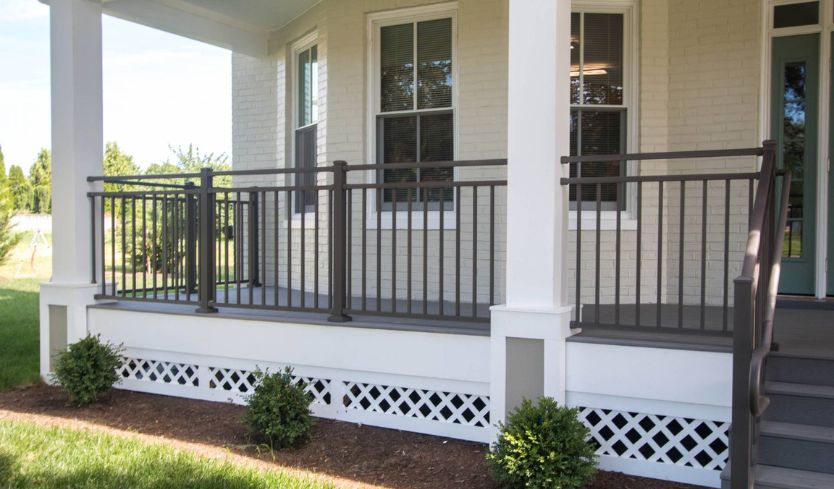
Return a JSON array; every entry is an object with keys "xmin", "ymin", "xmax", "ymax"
[{"xmin": 0, "ymin": 384, "xmax": 705, "ymax": 489}]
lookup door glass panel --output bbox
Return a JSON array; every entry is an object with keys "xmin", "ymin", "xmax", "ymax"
[
  {"xmin": 774, "ymin": 2, "xmax": 819, "ymax": 28},
  {"xmin": 783, "ymin": 62, "xmax": 807, "ymax": 258}
]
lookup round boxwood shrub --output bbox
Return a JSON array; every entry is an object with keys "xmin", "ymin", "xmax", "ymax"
[
  {"xmin": 487, "ymin": 397, "xmax": 597, "ymax": 489},
  {"xmin": 244, "ymin": 367, "xmax": 313, "ymax": 449},
  {"xmin": 51, "ymin": 334, "xmax": 124, "ymax": 407}
]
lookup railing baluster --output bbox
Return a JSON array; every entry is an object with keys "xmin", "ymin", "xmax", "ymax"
[
  {"xmin": 362, "ymin": 188, "xmax": 367, "ymax": 311},
  {"xmin": 376, "ymin": 187, "xmax": 382, "ymax": 312},
  {"xmin": 90, "ymin": 196, "xmax": 96, "ymax": 285},
  {"xmin": 439, "ymin": 189, "xmax": 445, "ymax": 316},
  {"xmin": 423, "ymin": 191, "xmax": 428, "ymax": 314},
  {"xmin": 636, "ymin": 181, "xmax": 642, "ymax": 328},
  {"xmin": 615, "ymin": 180, "xmax": 621, "ymax": 327},
  {"xmin": 407, "ymin": 188, "xmax": 413, "ymax": 315},
  {"xmin": 456, "ymin": 186, "xmax": 461, "ymax": 318},
  {"xmin": 274, "ymin": 191, "xmax": 280, "ymax": 308},
  {"xmin": 224, "ymin": 193, "xmax": 230, "ymax": 304},
  {"xmin": 151, "ymin": 196, "xmax": 156, "ymax": 299},
  {"xmin": 261, "ymin": 191, "xmax": 267, "ymax": 306},
  {"xmin": 595, "ymin": 184, "xmax": 601, "ymax": 328},
  {"xmin": 657, "ymin": 181, "xmax": 663, "ymax": 329},
  {"xmin": 100, "ymin": 196, "xmax": 106, "ymax": 295},
  {"xmin": 286, "ymin": 189, "xmax": 292, "ymax": 308},
  {"xmin": 678, "ymin": 181, "xmax": 685, "ymax": 329},
  {"xmin": 472, "ymin": 185, "xmax": 478, "ymax": 319},
  {"xmin": 392, "ymin": 189, "xmax": 397, "ymax": 313},
  {"xmin": 724, "ymin": 179, "xmax": 731, "ymax": 332},
  {"xmin": 347, "ymin": 188, "xmax": 353, "ymax": 311},
  {"xmin": 237, "ymin": 192, "xmax": 243, "ymax": 305},
  {"xmin": 700, "ymin": 180, "xmax": 708, "ymax": 330},
  {"xmin": 121, "ymin": 197, "xmax": 127, "ymax": 297},
  {"xmin": 314, "ymin": 187, "xmax": 320, "ymax": 308},
  {"xmin": 489, "ymin": 185, "xmax": 495, "ymax": 306},
  {"xmin": 576, "ymin": 180, "xmax": 582, "ymax": 324}
]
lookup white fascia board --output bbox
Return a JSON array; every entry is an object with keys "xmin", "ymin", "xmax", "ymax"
[{"xmin": 95, "ymin": 0, "xmax": 268, "ymax": 56}]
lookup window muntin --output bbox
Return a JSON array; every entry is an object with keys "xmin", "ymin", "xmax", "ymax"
[
  {"xmin": 377, "ymin": 16, "xmax": 454, "ymax": 208},
  {"xmin": 570, "ymin": 11, "xmax": 627, "ymax": 211},
  {"xmin": 295, "ymin": 43, "xmax": 318, "ymax": 213}
]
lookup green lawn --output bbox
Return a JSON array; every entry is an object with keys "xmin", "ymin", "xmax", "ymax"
[
  {"xmin": 0, "ymin": 419, "xmax": 332, "ymax": 489},
  {"xmin": 0, "ymin": 279, "xmax": 40, "ymax": 390}
]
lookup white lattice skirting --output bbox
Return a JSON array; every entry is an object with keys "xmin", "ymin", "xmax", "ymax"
[
  {"xmin": 116, "ymin": 354, "xmax": 491, "ymax": 442},
  {"xmin": 578, "ymin": 407, "xmax": 729, "ymax": 475}
]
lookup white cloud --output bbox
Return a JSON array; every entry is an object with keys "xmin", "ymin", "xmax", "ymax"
[{"xmin": 0, "ymin": 0, "xmax": 47, "ymax": 22}]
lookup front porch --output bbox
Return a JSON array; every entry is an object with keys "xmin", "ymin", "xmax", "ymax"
[{"xmin": 39, "ymin": 0, "xmax": 834, "ymax": 488}]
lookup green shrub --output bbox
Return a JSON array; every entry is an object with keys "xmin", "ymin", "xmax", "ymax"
[
  {"xmin": 244, "ymin": 367, "xmax": 313, "ymax": 449},
  {"xmin": 51, "ymin": 335, "xmax": 124, "ymax": 407},
  {"xmin": 487, "ymin": 397, "xmax": 597, "ymax": 489}
]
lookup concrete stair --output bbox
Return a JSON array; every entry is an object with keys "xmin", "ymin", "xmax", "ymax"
[{"xmin": 721, "ymin": 354, "xmax": 834, "ymax": 488}]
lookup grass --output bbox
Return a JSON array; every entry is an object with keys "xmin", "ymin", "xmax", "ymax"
[
  {"xmin": 0, "ymin": 279, "xmax": 40, "ymax": 390},
  {"xmin": 0, "ymin": 419, "xmax": 333, "ymax": 489}
]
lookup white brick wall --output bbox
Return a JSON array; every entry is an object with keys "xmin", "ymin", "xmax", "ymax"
[{"xmin": 231, "ymin": 0, "xmax": 764, "ymax": 317}]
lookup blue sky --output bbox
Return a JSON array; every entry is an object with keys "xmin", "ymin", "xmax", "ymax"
[{"xmin": 0, "ymin": 0, "xmax": 231, "ymax": 172}]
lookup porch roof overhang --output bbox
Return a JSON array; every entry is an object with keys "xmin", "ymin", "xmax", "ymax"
[{"xmin": 39, "ymin": 0, "xmax": 321, "ymax": 56}]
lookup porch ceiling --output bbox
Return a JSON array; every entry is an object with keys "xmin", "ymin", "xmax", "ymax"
[{"xmin": 42, "ymin": 0, "xmax": 320, "ymax": 56}]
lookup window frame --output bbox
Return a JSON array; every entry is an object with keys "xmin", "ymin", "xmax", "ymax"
[
  {"xmin": 290, "ymin": 31, "xmax": 320, "ymax": 219},
  {"xmin": 569, "ymin": 0, "xmax": 640, "ymax": 230},
  {"xmin": 366, "ymin": 2, "xmax": 459, "ymax": 229}
]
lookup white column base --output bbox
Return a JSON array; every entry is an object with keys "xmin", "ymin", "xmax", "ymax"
[
  {"xmin": 39, "ymin": 283, "xmax": 110, "ymax": 382},
  {"xmin": 489, "ymin": 304, "xmax": 576, "ymax": 438}
]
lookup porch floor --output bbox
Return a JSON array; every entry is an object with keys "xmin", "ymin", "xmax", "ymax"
[{"xmin": 571, "ymin": 299, "xmax": 834, "ymax": 357}]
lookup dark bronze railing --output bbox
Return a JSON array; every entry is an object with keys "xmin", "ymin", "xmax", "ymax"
[
  {"xmin": 731, "ymin": 141, "xmax": 790, "ymax": 489},
  {"xmin": 560, "ymin": 145, "xmax": 769, "ymax": 336},
  {"xmin": 87, "ymin": 159, "xmax": 507, "ymax": 323}
]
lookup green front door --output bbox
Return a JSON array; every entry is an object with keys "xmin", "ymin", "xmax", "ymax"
[{"xmin": 772, "ymin": 34, "xmax": 818, "ymax": 295}]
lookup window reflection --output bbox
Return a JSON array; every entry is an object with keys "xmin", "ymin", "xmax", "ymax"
[{"xmin": 782, "ymin": 62, "xmax": 806, "ymax": 258}]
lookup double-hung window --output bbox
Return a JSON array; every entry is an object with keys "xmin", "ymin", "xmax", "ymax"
[
  {"xmin": 570, "ymin": 10, "xmax": 628, "ymax": 211},
  {"xmin": 294, "ymin": 40, "xmax": 318, "ymax": 214},
  {"xmin": 374, "ymin": 12, "xmax": 455, "ymax": 210}
]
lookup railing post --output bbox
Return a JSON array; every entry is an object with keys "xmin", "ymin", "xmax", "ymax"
[
  {"xmin": 196, "ymin": 167, "xmax": 217, "ymax": 313},
  {"xmin": 731, "ymin": 276, "xmax": 754, "ymax": 489},
  {"xmin": 247, "ymin": 190, "xmax": 260, "ymax": 287},
  {"xmin": 329, "ymin": 161, "xmax": 351, "ymax": 322},
  {"xmin": 184, "ymin": 182, "xmax": 198, "ymax": 294}
]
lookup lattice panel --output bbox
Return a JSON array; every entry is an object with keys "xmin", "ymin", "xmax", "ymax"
[
  {"xmin": 207, "ymin": 367, "xmax": 331, "ymax": 405},
  {"xmin": 343, "ymin": 382, "xmax": 490, "ymax": 428},
  {"xmin": 578, "ymin": 407, "xmax": 729, "ymax": 471},
  {"xmin": 119, "ymin": 357, "xmax": 198, "ymax": 387}
]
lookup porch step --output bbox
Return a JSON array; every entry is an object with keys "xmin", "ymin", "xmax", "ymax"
[
  {"xmin": 757, "ymin": 422, "xmax": 834, "ymax": 474},
  {"xmin": 763, "ymin": 382, "xmax": 834, "ymax": 427},
  {"xmin": 767, "ymin": 355, "xmax": 834, "ymax": 387},
  {"xmin": 721, "ymin": 464, "xmax": 834, "ymax": 489}
]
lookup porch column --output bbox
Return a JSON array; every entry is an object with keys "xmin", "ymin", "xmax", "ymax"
[
  {"xmin": 39, "ymin": 0, "xmax": 104, "ymax": 380},
  {"xmin": 490, "ymin": 0, "xmax": 573, "ymax": 427}
]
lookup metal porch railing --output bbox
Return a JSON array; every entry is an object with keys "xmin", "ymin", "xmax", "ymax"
[{"xmin": 87, "ymin": 159, "xmax": 507, "ymax": 323}]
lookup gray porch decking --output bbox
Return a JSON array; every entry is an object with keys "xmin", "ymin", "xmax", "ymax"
[
  {"xmin": 572, "ymin": 300, "xmax": 834, "ymax": 357},
  {"xmin": 98, "ymin": 284, "xmax": 834, "ymax": 357}
]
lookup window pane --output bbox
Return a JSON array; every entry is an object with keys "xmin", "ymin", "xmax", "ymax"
[
  {"xmin": 569, "ymin": 110, "xmax": 624, "ymax": 205},
  {"xmin": 417, "ymin": 18, "xmax": 453, "ymax": 109},
  {"xmin": 381, "ymin": 116, "xmax": 418, "ymax": 202},
  {"xmin": 583, "ymin": 13, "xmax": 624, "ymax": 105},
  {"xmin": 297, "ymin": 46, "xmax": 318, "ymax": 127},
  {"xmin": 782, "ymin": 62, "xmax": 807, "ymax": 258},
  {"xmin": 420, "ymin": 112, "xmax": 454, "ymax": 204},
  {"xmin": 381, "ymin": 23, "xmax": 414, "ymax": 112},
  {"xmin": 774, "ymin": 2, "xmax": 819, "ymax": 28},
  {"xmin": 294, "ymin": 124, "xmax": 317, "ymax": 212},
  {"xmin": 571, "ymin": 13, "xmax": 580, "ymax": 104}
]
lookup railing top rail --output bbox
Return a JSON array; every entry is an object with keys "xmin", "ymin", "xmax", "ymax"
[
  {"xmin": 87, "ymin": 158, "xmax": 507, "ymax": 183},
  {"xmin": 560, "ymin": 171, "xmax": 760, "ymax": 185},
  {"xmin": 346, "ymin": 179, "xmax": 507, "ymax": 191},
  {"xmin": 346, "ymin": 158, "xmax": 507, "ymax": 172},
  {"xmin": 560, "ymin": 147, "xmax": 764, "ymax": 164}
]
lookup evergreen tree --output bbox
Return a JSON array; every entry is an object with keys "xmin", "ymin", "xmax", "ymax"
[
  {"xmin": 29, "ymin": 148, "xmax": 51, "ymax": 214},
  {"xmin": 8, "ymin": 165, "xmax": 32, "ymax": 212},
  {"xmin": 0, "ymin": 147, "xmax": 22, "ymax": 264}
]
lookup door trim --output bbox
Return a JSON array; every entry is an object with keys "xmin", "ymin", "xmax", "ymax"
[{"xmin": 762, "ymin": 0, "xmax": 832, "ymax": 298}]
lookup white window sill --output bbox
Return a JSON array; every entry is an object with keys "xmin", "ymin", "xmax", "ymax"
[{"xmin": 568, "ymin": 211, "xmax": 638, "ymax": 231}]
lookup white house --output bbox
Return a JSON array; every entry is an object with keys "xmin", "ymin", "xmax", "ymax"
[{"xmin": 40, "ymin": 1, "xmax": 834, "ymax": 488}]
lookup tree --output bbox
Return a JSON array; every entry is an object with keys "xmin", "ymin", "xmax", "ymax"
[
  {"xmin": 103, "ymin": 142, "xmax": 141, "ymax": 215},
  {"xmin": 0, "ymin": 145, "xmax": 20, "ymax": 264},
  {"xmin": 145, "ymin": 144, "xmax": 231, "ymax": 187},
  {"xmin": 8, "ymin": 165, "xmax": 32, "ymax": 212},
  {"xmin": 29, "ymin": 149, "xmax": 51, "ymax": 214}
]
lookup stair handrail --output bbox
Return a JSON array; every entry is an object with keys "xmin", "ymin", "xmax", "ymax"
[{"xmin": 749, "ymin": 168, "xmax": 791, "ymax": 418}]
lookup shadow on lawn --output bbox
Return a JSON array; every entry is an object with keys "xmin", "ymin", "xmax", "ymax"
[
  {"xmin": 0, "ymin": 452, "xmax": 13, "ymax": 485},
  {"xmin": 0, "ymin": 281, "xmax": 41, "ymax": 391}
]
